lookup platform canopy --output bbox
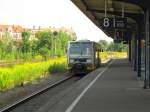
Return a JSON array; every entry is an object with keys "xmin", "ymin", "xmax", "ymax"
[{"xmin": 71, "ymin": 0, "xmax": 146, "ymax": 39}]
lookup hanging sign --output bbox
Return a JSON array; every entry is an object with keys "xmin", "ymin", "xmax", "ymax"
[
  {"xmin": 115, "ymin": 18, "xmax": 127, "ymax": 28},
  {"xmin": 100, "ymin": 17, "xmax": 127, "ymax": 29}
]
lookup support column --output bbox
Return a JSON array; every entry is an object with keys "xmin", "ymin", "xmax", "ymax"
[
  {"xmin": 144, "ymin": 9, "xmax": 150, "ymax": 88},
  {"xmin": 131, "ymin": 33, "xmax": 137, "ymax": 71},
  {"xmin": 128, "ymin": 41, "xmax": 131, "ymax": 62},
  {"xmin": 134, "ymin": 35, "xmax": 137, "ymax": 71},
  {"xmin": 137, "ymin": 25, "xmax": 142, "ymax": 77},
  {"xmin": 131, "ymin": 35, "xmax": 135, "ymax": 70}
]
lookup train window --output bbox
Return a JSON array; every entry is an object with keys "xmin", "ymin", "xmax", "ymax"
[{"xmin": 69, "ymin": 43, "xmax": 92, "ymax": 56}]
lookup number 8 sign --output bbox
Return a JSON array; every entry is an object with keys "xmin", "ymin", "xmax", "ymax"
[
  {"xmin": 101, "ymin": 17, "xmax": 127, "ymax": 29},
  {"xmin": 103, "ymin": 18, "xmax": 110, "ymax": 27}
]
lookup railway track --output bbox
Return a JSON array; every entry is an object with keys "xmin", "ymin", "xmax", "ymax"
[{"xmin": 0, "ymin": 74, "xmax": 82, "ymax": 112}]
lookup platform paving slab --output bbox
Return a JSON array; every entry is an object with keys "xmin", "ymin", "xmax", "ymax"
[{"xmin": 39, "ymin": 59, "xmax": 150, "ymax": 112}]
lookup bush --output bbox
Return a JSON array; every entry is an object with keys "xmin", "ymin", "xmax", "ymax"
[
  {"xmin": 39, "ymin": 47, "xmax": 50, "ymax": 60},
  {"xmin": 34, "ymin": 55, "xmax": 43, "ymax": 61},
  {"xmin": 0, "ymin": 58, "xmax": 67, "ymax": 91},
  {"xmin": 100, "ymin": 52, "xmax": 127, "ymax": 62}
]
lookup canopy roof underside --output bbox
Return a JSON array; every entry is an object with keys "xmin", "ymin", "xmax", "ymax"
[{"xmin": 71, "ymin": 0, "xmax": 147, "ymax": 37}]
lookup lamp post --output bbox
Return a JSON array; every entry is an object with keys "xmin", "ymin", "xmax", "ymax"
[{"xmin": 53, "ymin": 31, "xmax": 58, "ymax": 57}]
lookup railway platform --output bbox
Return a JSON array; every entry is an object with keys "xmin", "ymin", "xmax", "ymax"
[{"xmin": 38, "ymin": 59, "xmax": 150, "ymax": 112}]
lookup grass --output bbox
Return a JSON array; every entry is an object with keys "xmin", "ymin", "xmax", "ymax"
[
  {"xmin": 0, "ymin": 58, "xmax": 67, "ymax": 91},
  {"xmin": 100, "ymin": 52, "xmax": 127, "ymax": 62},
  {"xmin": 0, "ymin": 52, "xmax": 127, "ymax": 91}
]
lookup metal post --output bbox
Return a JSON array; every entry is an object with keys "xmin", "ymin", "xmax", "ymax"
[
  {"xmin": 51, "ymin": 35, "xmax": 54, "ymax": 57},
  {"xmin": 131, "ymin": 36, "xmax": 134, "ymax": 69},
  {"xmin": 53, "ymin": 31, "xmax": 58, "ymax": 57},
  {"xmin": 53, "ymin": 35, "xmax": 55, "ymax": 57},
  {"xmin": 128, "ymin": 41, "xmax": 131, "ymax": 62},
  {"xmin": 134, "ymin": 35, "xmax": 137, "ymax": 71},
  {"xmin": 105, "ymin": 0, "xmax": 107, "ymax": 17},
  {"xmin": 131, "ymin": 34, "xmax": 136, "ymax": 70},
  {"xmin": 144, "ymin": 9, "xmax": 150, "ymax": 88},
  {"xmin": 54, "ymin": 38, "xmax": 56, "ymax": 56},
  {"xmin": 137, "ymin": 39, "xmax": 141, "ymax": 77},
  {"xmin": 137, "ymin": 24, "xmax": 141, "ymax": 77},
  {"xmin": 122, "ymin": 3, "xmax": 124, "ymax": 18}
]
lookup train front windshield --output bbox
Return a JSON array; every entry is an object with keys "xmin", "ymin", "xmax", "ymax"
[{"xmin": 69, "ymin": 43, "xmax": 92, "ymax": 57}]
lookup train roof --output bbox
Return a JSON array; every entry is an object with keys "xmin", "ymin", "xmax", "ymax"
[
  {"xmin": 69, "ymin": 40, "xmax": 101, "ymax": 49},
  {"xmin": 69, "ymin": 40, "xmax": 95, "ymax": 43}
]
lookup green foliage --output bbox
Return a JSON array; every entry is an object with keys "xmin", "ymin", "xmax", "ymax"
[
  {"xmin": 0, "ymin": 29, "xmax": 74, "ymax": 91},
  {"xmin": 98, "ymin": 40, "xmax": 128, "ymax": 52},
  {"xmin": 39, "ymin": 47, "xmax": 50, "ymax": 60},
  {"xmin": 0, "ymin": 29, "xmax": 73, "ymax": 61},
  {"xmin": 35, "ymin": 31, "xmax": 52, "ymax": 50},
  {"xmin": 100, "ymin": 52, "xmax": 127, "ymax": 61},
  {"xmin": 58, "ymin": 31, "xmax": 72, "ymax": 53},
  {"xmin": 107, "ymin": 42, "xmax": 128, "ymax": 52},
  {"xmin": 21, "ymin": 31, "xmax": 31, "ymax": 53},
  {"xmin": 34, "ymin": 55, "xmax": 43, "ymax": 61},
  {"xmin": 98, "ymin": 40, "xmax": 108, "ymax": 51},
  {"xmin": 0, "ymin": 32, "xmax": 17, "ymax": 61},
  {"xmin": 0, "ymin": 58, "xmax": 67, "ymax": 91},
  {"xmin": 0, "ymin": 32, "xmax": 14, "ymax": 53},
  {"xmin": 35, "ymin": 31, "xmax": 52, "ymax": 59}
]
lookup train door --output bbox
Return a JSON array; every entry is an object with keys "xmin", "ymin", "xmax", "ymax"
[
  {"xmin": 96, "ymin": 49, "xmax": 101, "ymax": 67},
  {"xmin": 94, "ymin": 43, "xmax": 101, "ymax": 67}
]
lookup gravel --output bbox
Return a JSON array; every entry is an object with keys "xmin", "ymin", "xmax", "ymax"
[{"xmin": 0, "ymin": 72, "xmax": 69, "ymax": 109}]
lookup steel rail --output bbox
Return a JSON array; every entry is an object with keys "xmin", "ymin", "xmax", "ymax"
[{"xmin": 0, "ymin": 75, "xmax": 74, "ymax": 112}]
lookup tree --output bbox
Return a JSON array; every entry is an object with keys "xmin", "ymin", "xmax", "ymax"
[
  {"xmin": 35, "ymin": 31, "xmax": 53, "ymax": 59},
  {"xmin": 1, "ymin": 32, "xmax": 15, "ymax": 53},
  {"xmin": 107, "ymin": 42, "xmax": 128, "ymax": 52},
  {"xmin": 21, "ymin": 31, "xmax": 31, "ymax": 53},
  {"xmin": 0, "ymin": 31, "xmax": 17, "ymax": 60},
  {"xmin": 58, "ymin": 31, "xmax": 72, "ymax": 54},
  {"xmin": 98, "ymin": 40, "xmax": 108, "ymax": 51},
  {"xmin": 35, "ymin": 31, "xmax": 52, "ymax": 50},
  {"xmin": 39, "ymin": 47, "xmax": 50, "ymax": 60}
]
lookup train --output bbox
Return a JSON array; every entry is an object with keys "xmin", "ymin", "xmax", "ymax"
[{"xmin": 67, "ymin": 40, "xmax": 102, "ymax": 74}]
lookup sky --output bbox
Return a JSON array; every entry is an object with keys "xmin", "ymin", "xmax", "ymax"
[{"xmin": 0, "ymin": 0, "xmax": 113, "ymax": 42}]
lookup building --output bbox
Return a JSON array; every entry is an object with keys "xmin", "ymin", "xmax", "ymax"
[
  {"xmin": 0, "ymin": 25, "xmax": 24, "ymax": 41},
  {"xmin": 30, "ymin": 26, "xmax": 77, "ymax": 41},
  {"xmin": 59, "ymin": 27, "xmax": 77, "ymax": 40}
]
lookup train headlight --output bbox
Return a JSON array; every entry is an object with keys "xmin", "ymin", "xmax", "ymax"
[
  {"xmin": 70, "ymin": 59, "xmax": 74, "ymax": 63},
  {"xmin": 87, "ymin": 59, "xmax": 92, "ymax": 63}
]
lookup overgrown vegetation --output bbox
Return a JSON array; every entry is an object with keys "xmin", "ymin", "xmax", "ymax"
[
  {"xmin": 0, "ymin": 30, "xmax": 73, "ymax": 62},
  {"xmin": 99, "ymin": 40, "xmax": 128, "ymax": 52},
  {"xmin": 98, "ymin": 40, "xmax": 128, "ymax": 62},
  {"xmin": 0, "ymin": 29, "xmax": 73, "ymax": 91},
  {"xmin": 100, "ymin": 52, "xmax": 127, "ymax": 62},
  {"xmin": 0, "ymin": 51, "xmax": 127, "ymax": 91},
  {"xmin": 0, "ymin": 30, "xmax": 128, "ymax": 91},
  {"xmin": 0, "ymin": 58, "xmax": 67, "ymax": 91}
]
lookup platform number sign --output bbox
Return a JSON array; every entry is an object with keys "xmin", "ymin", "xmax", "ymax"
[
  {"xmin": 103, "ymin": 18, "xmax": 110, "ymax": 27},
  {"xmin": 101, "ymin": 17, "xmax": 127, "ymax": 29}
]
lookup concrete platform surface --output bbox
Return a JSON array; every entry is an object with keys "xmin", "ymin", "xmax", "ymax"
[{"xmin": 39, "ymin": 59, "xmax": 150, "ymax": 112}]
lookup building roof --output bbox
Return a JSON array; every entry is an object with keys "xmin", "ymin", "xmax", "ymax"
[{"xmin": 0, "ymin": 25, "xmax": 24, "ymax": 33}]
